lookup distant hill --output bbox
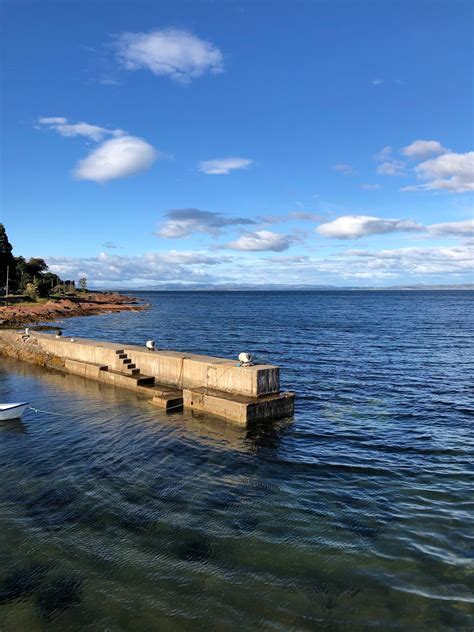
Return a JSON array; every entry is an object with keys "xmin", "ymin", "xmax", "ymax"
[{"xmin": 103, "ymin": 283, "xmax": 474, "ymax": 292}]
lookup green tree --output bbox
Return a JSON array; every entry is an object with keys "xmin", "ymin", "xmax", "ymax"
[
  {"xmin": 0, "ymin": 223, "xmax": 15, "ymax": 289},
  {"xmin": 0, "ymin": 225, "xmax": 65, "ymax": 297},
  {"xmin": 37, "ymin": 272, "xmax": 61, "ymax": 298},
  {"xmin": 79, "ymin": 277, "xmax": 88, "ymax": 291},
  {"xmin": 24, "ymin": 257, "xmax": 48, "ymax": 277}
]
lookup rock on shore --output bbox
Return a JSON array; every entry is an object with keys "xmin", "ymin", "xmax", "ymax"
[{"xmin": 0, "ymin": 293, "xmax": 146, "ymax": 327}]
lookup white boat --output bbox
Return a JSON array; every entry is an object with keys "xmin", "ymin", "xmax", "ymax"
[{"xmin": 0, "ymin": 403, "xmax": 29, "ymax": 421}]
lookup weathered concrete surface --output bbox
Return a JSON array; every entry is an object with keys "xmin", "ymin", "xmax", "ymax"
[
  {"xmin": 0, "ymin": 330, "xmax": 65, "ymax": 372},
  {"xmin": 0, "ymin": 331, "xmax": 294, "ymax": 424},
  {"xmin": 64, "ymin": 357, "xmax": 183, "ymax": 410},
  {"xmin": 31, "ymin": 333, "xmax": 280, "ymax": 397},
  {"xmin": 151, "ymin": 392, "xmax": 184, "ymax": 412},
  {"xmin": 64, "ymin": 358, "xmax": 107, "ymax": 379},
  {"xmin": 183, "ymin": 388, "xmax": 295, "ymax": 425}
]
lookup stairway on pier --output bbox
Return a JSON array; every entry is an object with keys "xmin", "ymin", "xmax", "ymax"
[{"xmin": 63, "ymin": 350, "xmax": 184, "ymax": 413}]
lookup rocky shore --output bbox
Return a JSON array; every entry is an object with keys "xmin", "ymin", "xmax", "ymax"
[{"xmin": 0, "ymin": 293, "xmax": 146, "ymax": 328}]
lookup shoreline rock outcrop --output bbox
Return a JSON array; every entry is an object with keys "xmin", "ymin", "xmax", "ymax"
[{"xmin": 0, "ymin": 293, "xmax": 146, "ymax": 328}]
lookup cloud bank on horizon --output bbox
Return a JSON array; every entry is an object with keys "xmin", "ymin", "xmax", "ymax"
[{"xmin": 3, "ymin": 2, "xmax": 473, "ymax": 287}]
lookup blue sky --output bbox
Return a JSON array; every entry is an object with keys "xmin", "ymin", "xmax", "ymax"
[{"xmin": 2, "ymin": 0, "xmax": 473, "ymax": 287}]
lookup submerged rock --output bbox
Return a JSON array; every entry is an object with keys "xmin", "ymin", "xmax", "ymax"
[
  {"xmin": 176, "ymin": 537, "xmax": 213, "ymax": 562},
  {"xmin": 25, "ymin": 486, "xmax": 81, "ymax": 531},
  {"xmin": 0, "ymin": 563, "xmax": 49, "ymax": 604},
  {"xmin": 36, "ymin": 576, "xmax": 82, "ymax": 619}
]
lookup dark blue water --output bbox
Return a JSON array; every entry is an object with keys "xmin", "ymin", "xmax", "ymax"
[{"xmin": 1, "ymin": 291, "xmax": 473, "ymax": 630}]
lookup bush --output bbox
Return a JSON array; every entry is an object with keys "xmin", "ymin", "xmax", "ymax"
[{"xmin": 24, "ymin": 282, "xmax": 38, "ymax": 299}]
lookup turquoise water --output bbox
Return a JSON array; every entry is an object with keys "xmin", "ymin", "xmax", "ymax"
[{"xmin": 0, "ymin": 291, "xmax": 473, "ymax": 630}]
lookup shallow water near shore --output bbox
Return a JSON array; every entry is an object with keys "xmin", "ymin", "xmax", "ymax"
[{"xmin": 1, "ymin": 290, "xmax": 473, "ymax": 631}]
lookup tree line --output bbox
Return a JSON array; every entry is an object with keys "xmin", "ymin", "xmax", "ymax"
[{"xmin": 0, "ymin": 223, "xmax": 84, "ymax": 298}]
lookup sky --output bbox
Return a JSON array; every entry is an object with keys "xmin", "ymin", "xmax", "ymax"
[{"xmin": 1, "ymin": 0, "xmax": 473, "ymax": 288}]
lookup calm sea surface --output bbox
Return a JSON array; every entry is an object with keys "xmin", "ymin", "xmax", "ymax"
[{"xmin": 0, "ymin": 291, "xmax": 473, "ymax": 631}]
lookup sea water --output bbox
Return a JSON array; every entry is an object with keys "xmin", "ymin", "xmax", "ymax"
[{"xmin": 0, "ymin": 291, "xmax": 472, "ymax": 630}]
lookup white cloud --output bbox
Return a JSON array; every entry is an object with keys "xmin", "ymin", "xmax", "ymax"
[
  {"xmin": 333, "ymin": 163, "xmax": 357, "ymax": 176},
  {"xmin": 115, "ymin": 28, "xmax": 224, "ymax": 83},
  {"xmin": 376, "ymin": 160, "xmax": 406, "ymax": 176},
  {"xmin": 257, "ymin": 211, "xmax": 324, "ymax": 225},
  {"xmin": 360, "ymin": 183, "xmax": 381, "ymax": 190},
  {"xmin": 402, "ymin": 152, "xmax": 474, "ymax": 193},
  {"xmin": 198, "ymin": 157, "xmax": 253, "ymax": 175},
  {"xmin": 227, "ymin": 230, "xmax": 296, "ymax": 252},
  {"xmin": 48, "ymin": 250, "xmax": 230, "ymax": 287},
  {"xmin": 402, "ymin": 139, "xmax": 447, "ymax": 159},
  {"xmin": 375, "ymin": 146, "xmax": 393, "ymax": 161},
  {"xmin": 427, "ymin": 219, "xmax": 474, "ymax": 237},
  {"xmin": 46, "ymin": 243, "xmax": 473, "ymax": 288},
  {"xmin": 263, "ymin": 243, "xmax": 473, "ymax": 282},
  {"xmin": 370, "ymin": 79, "xmax": 404, "ymax": 87},
  {"xmin": 99, "ymin": 78, "xmax": 121, "ymax": 86},
  {"xmin": 316, "ymin": 215, "xmax": 423, "ymax": 239},
  {"xmin": 346, "ymin": 245, "xmax": 473, "ymax": 275},
  {"xmin": 38, "ymin": 116, "xmax": 124, "ymax": 142},
  {"xmin": 73, "ymin": 135, "xmax": 158, "ymax": 183},
  {"xmin": 288, "ymin": 211, "xmax": 324, "ymax": 221},
  {"xmin": 38, "ymin": 116, "xmax": 67, "ymax": 124},
  {"xmin": 157, "ymin": 208, "xmax": 255, "ymax": 238}
]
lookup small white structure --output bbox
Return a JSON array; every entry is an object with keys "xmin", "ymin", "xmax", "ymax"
[{"xmin": 146, "ymin": 340, "xmax": 156, "ymax": 352}]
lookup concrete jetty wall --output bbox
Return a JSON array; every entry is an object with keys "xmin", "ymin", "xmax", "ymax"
[{"xmin": 0, "ymin": 331, "xmax": 294, "ymax": 424}]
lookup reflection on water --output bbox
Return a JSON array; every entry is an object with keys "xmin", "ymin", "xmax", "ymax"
[
  {"xmin": 1, "ymin": 291, "xmax": 473, "ymax": 631},
  {"xmin": 0, "ymin": 418, "xmax": 27, "ymax": 435}
]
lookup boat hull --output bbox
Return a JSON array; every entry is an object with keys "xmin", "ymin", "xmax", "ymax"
[{"xmin": 0, "ymin": 403, "xmax": 29, "ymax": 421}]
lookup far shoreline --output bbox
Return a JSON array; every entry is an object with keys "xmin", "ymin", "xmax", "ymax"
[{"xmin": 108, "ymin": 283, "xmax": 474, "ymax": 292}]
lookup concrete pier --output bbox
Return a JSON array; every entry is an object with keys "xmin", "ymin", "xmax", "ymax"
[{"xmin": 0, "ymin": 331, "xmax": 295, "ymax": 424}]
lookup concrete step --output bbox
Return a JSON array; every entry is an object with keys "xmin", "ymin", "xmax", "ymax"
[
  {"xmin": 115, "ymin": 349, "xmax": 125, "ymax": 355},
  {"xmin": 136, "ymin": 375, "xmax": 154, "ymax": 386},
  {"xmin": 64, "ymin": 359, "xmax": 109, "ymax": 378},
  {"xmin": 130, "ymin": 368, "xmax": 140, "ymax": 376},
  {"xmin": 106, "ymin": 368, "xmax": 154, "ymax": 387},
  {"xmin": 183, "ymin": 387, "xmax": 295, "ymax": 424},
  {"xmin": 137, "ymin": 383, "xmax": 184, "ymax": 412},
  {"xmin": 122, "ymin": 358, "xmax": 132, "ymax": 364},
  {"xmin": 152, "ymin": 393, "xmax": 183, "ymax": 412},
  {"xmin": 118, "ymin": 353, "xmax": 128, "ymax": 359},
  {"xmin": 126, "ymin": 363, "xmax": 136, "ymax": 370}
]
